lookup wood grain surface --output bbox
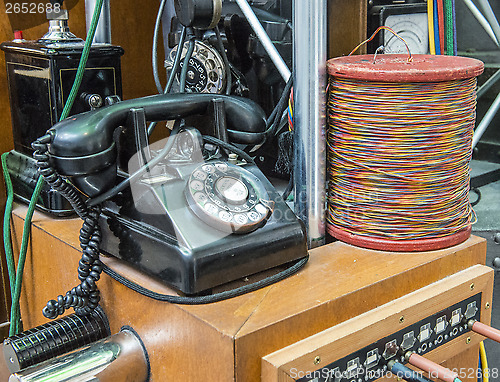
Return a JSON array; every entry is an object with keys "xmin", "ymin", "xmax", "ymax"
[
  {"xmin": 8, "ymin": 204, "xmax": 488, "ymax": 381},
  {"xmin": 328, "ymin": 0, "xmax": 367, "ymax": 58}
]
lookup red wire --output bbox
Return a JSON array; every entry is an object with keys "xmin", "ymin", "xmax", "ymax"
[
  {"xmin": 436, "ymin": 0, "xmax": 446, "ymax": 55},
  {"xmin": 408, "ymin": 353, "xmax": 458, "ymax": 382},
  {"xmin": 472, "ymin": 321, "xmax": 500, "ymax": 343}
]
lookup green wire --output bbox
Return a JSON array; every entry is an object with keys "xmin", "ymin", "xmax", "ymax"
[
  {"xmin": 444, "ymin": 0, "xmax": 454, "ymax": 55},
  {"xmin": 60, "ymin": 0, "xmax": 104, "ymax": 121},
  {"xmin": 1, "ymin": 153, "xmax": 21, "ymax": 335},
  {"xmin": 9, "ymin": 179, "xmax": 43, "ymax": 335},
  {"xmin": 2, "ymin": 0, "xmax": 104, "ymax": 336},
  {"xmin": 1, "ymin": 153, "xmax": 16, "ymax": 334}
]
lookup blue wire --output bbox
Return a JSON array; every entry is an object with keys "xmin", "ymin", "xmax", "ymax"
[
  {"xmin": 478, "ymin": 353, "xmax": 483, "ymax": 382},
  {"xmin": 389, "ymin": 362, "xmax": 434, "ymax": 382},
  {"xmin": 434, "ymin": 0, "xmax": 441, "ymax": 54}
]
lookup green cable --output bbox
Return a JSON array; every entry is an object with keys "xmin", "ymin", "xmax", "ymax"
[
  {"xmin": 9, "ymin": 179, "xmax": 43, "ymax": 336},
  {"xmin": 60, "ymin": 0, "xmax": 104, "ymax": 121},
  {"xmin": 444, "ymin": 0, "xmax": 454, "ymax": 55},
  {"xmin": 1, "ymin": 153, "xmax": 16, "ymax": 334},
  {"xmin": 3, "ymin": 0, "xmax": 104, "ymax": 335},
  {"xmin": 2, "ymin": 152, "xmax": 22, "ymax": 335}
]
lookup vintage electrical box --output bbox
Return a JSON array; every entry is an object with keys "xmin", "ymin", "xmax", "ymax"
[
  {"xmin": 1, "ymin": 40, "xmax": 123, "ymax": 155},
  {"xmin": 1, "ymin": 15, "xmax": 124, "ymax": 215}
]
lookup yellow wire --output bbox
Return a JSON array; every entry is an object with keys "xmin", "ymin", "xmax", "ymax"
[
  {"xmin": 428, "ymin": 0, "xmax": 436, "ymax": 55},
  {"xmin": 480, "ymin": 341, "xmax": 489, "ymax": 382}
]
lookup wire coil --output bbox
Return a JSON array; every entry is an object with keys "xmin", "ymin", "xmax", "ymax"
[{"xmin": 327, "ymin": 76, "xmax": 478, "ymax": 250}]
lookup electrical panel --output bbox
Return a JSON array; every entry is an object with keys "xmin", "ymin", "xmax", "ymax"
[
  {"xmin": 296, "ymin": 295, "xmax": 481, "ymax": 382},
  {"xmin": 262, "ymin": 265, "xmax": 494, "ymax": 382}
]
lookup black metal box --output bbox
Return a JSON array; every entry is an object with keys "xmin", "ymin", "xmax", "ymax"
[{"xmin": 1, "ymin": 40, "xmax": 124, "ymax": 154}]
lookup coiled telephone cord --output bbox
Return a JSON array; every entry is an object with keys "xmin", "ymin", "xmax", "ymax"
[{"xmin": 32, "ymin": 136, "xmax": 103, "ymax": 319}]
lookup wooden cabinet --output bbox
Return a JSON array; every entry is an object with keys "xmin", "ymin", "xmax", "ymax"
[
  {"xmin": 328, "ymin": 0, "xmax": 367, "ymax": 58},
  {"xmin": 8, "ymin": 204, "xmax": 490, "ymax": 381}
]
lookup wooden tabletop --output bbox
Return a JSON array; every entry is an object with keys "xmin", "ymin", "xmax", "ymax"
[{"xmin": 10, "ymin": 204, "xmax": 488, "ymax": 381}]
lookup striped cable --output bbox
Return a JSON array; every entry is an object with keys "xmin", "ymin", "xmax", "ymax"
[{"xmin": 327, "ymin": 77, "xmax": 477, "ymax": 240}]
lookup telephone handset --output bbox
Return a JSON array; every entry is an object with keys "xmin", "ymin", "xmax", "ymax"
[
  {"xmin": 38, "ymin": 92, "xmax": 307, "ymax": 295},
  {"xmin": 46, "ymin": 92, "xmax": 267, "ymax": 198}
]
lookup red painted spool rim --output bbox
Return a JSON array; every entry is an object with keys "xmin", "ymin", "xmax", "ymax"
[
  {"xmin": 327, "ymin": 225, "xmax": 472, "ymax": 252},
  {"xmin": 327, "ymin": 54, "xmax": 484, "ymax": 82}
]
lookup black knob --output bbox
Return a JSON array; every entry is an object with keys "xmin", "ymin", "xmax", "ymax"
[
  {"xmin": 83, "ymin": 93, "xmax": 103, "ymax": 109},
  {"xmin": 494, "ymin": 232, "xmax": 500, "ymax": 244},
  {"xmin": 174, "ymin": 0, "xmax": 222, "ymax": 30},
  {"xmin": 492, "ymin": 257, "xmax": 500, "ymax": 269}
]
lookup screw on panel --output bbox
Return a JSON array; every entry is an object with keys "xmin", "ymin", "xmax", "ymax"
[
  {"xmin": 466, "ymin": 337, "xmax": 471, "ymax": 344},
  {"xmin": 486, "ymin": 302, "xmax": 490, "ymax": 309},
  {"xmin": 399, "ymin": 316, "xmax": 405, "ymax": 324},
  {"xmin": 314, "ymin": 356, "xmax": 321, "ymax": 365},
  {"xmin": 470, "ymin": 283, "xmax": 475, "ymax": 291}
]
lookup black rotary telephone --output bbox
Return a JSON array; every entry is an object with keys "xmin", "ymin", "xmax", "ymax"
[{"xmin": 37, "ymin": 93, "xmax": 307, "ymax": 296}]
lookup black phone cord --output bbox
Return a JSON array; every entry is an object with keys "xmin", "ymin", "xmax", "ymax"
[
  {"xmin": 202, "ymin": 135, "xmax": 255, "ymax": 164},
  {"xmin": 102, "ymin": 255, "xmax": 308, "ymax": 305},
  {"xmin": 32, "ymin": 136, "xmax": 104, "ymax": 319},
  {"xmin": 32, "ymin": 135, "xmax": 88, "ymax": 219}
]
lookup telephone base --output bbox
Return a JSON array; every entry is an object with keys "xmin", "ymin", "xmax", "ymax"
[
  {"xmin": 98, "ymin": 162, "xmax": 308, "ymax": 295},
  {"xmin": 99, "ymin": 204, "xmax": 307, "ymax": 295}
]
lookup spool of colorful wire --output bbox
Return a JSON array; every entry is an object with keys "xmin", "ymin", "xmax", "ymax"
[{"xmin": 326, "ymin": 54, "xmax": 484, "ymax": 251}]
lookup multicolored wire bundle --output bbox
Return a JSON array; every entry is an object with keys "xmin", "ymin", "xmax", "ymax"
[
  {"xmin": 350, "ymin": 26, "xmax": 413, "ymax": 62},
  {"xmin": 428, "ymin": 0, "xmax": 457, "ymax": 55},
  {"xmin": 288, "ymin": 86, "xmax": 294, "ymax": 131},
  {"xmin": 327, "ymin": 76, "xmax": 478, "ymax": 242}
]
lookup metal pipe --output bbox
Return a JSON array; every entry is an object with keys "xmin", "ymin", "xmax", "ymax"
[
  {"xmin": 9, "ymin": 330, "xmax": 149, "ymax": 382},
  {"xmin": 234, "ymin": 0, "xmax": 291, "ymax": 82},
  {"xmin": 293, "ymin": 0, "xmax": 327, "ymax": 248},
  {"xmin": 461, "ymin": 0, "xmax": 499, "ymax": 47},
  {"xmin": 470, "ymin": 320, "xmax": 500, "ymax": 343},
  {"xmin": 476, "ymin": 0, "xmax": 500, "ymax": 47},
  {"xmin": 3, "ymin": 308, "xmax": 110, "ymax": 373},
  {"xmin": 472, "ymin": 91, "xmax": 500, "ymax": 149},
  {"xmin": 85, "ymin": 0, "xmax": 112, "ymax": 44},
  {"xmin": 477, "ymin": 68, "xmax": 500, "ymax": 99}
]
